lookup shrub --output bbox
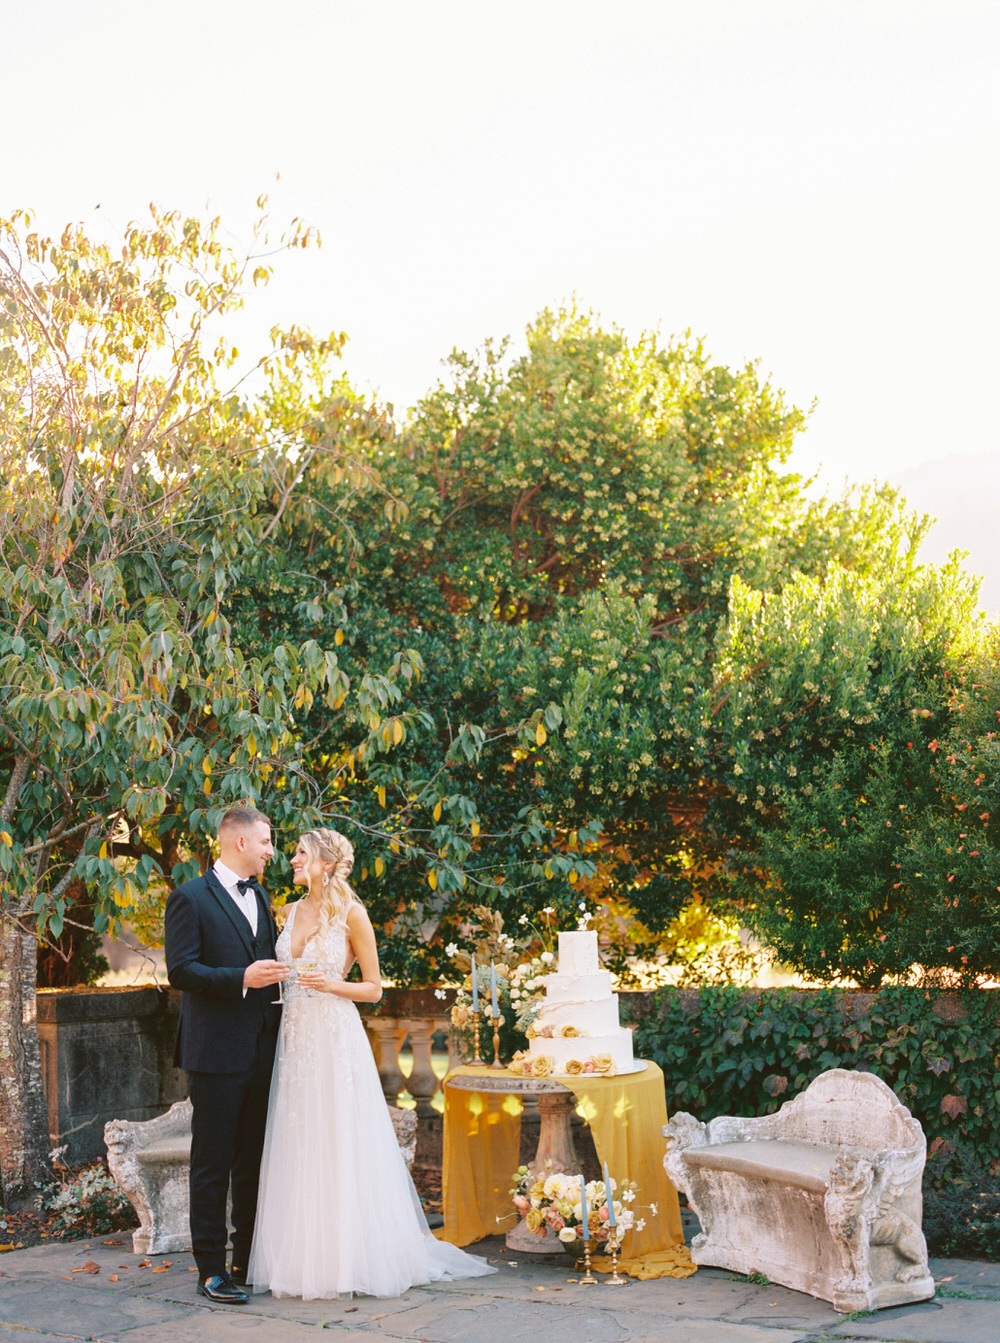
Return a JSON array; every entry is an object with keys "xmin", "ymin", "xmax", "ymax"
[{"xmin": 40, "ymin": 1150, "xmax": 134, "ymax": 1239}]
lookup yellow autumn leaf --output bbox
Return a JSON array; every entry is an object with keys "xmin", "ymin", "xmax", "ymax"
[
  {"xmin": 427, "ymin": 869, "xmax": 437, "ymax": 890},
  {"xmin": 568, "ymin": 870, "xmax": 578, "ymax": 884},
  {"xmin": 203, "ymin": 777, "xmax": 212, "ymax": 796},
  {"xmin": 535, "ymin": 722, "xmax": 547, "ymax": 746},
  {"xmin": 205, "ymin": 609, "xmax": 216, "ymax": 627},
  {"xmin": 247, "ymin": 734, "xmax": 257, "ymax": 757},
  {"xmin": 433, "ymin": 801, "xmax": 442, "ymax": 822},
  {"xmin": 376, "ymin": 786, "xmax": 386, "ymax": 807},
  {"xmin": 99, "ymin": 841, "xmax": 109, "ymax": 859},
  {"xmin": 374, "ymin": 856, "xmax": 385, "ymax": 877},
  {"xmin": 392, "ymin": 719, "xmax": 404, "ymax": 745},
  {"xmin": 0, "ymin": 830, "xmax": 12, "ymax": 845},
  {"xmin": 335, "ymin": 629, "xmax": 344, "ymax": 646},
  {"xmin": 470, "ymin": 819, "xmax": 480, "ymax": 837},
  {"xmin": 202, "ymin": 757, "xmax": 212, "ymax": 775}
]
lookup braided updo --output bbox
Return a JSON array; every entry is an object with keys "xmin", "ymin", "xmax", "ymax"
[{"xmin": 298, "ymin": 828, "xmax": 358, "ymax": 937}]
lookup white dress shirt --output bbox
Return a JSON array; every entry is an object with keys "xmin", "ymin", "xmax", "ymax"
[{"xmin": 213, "ymin": 859, "xmax": 259, "ymax": 936}]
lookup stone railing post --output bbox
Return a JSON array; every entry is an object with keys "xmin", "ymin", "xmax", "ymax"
[{"xmin": 366, "ymin": 1019, "xmax": 409, "ymax": 1106}]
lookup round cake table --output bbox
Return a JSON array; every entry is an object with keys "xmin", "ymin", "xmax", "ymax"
[
  {"xmin": 439, "ymin": 1061, "xmax": 687, "ymax": 1269},
  {"xmin": 445, "ymin": 1069, "xmax": 582, "ymax": 1251}
]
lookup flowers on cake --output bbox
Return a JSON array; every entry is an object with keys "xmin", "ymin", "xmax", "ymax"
[
  {"xmin": 508, "ymin": 1049, "xmax": 617, "ymax": 1077},
  {"xmin": 509, "ymin": 1164, "xmax": 637, "ymax": 1246}
]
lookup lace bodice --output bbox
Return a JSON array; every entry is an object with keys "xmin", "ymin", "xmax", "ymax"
[{"xmin": 275, "ymin": 903, "xmax": 350, "ymax": 1003}]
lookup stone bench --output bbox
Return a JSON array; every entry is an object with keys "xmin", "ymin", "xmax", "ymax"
[
  {"xmin": 663, "ymin": 1068, "xmax": 935, "ymax": 1313},
  {"xmin": 105, "ymin": 1098, "xmax": 418, "ymax": 1255}
]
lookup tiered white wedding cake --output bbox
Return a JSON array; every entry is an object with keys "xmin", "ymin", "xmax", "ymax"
[{"xmin": 524, "ymin": 930, "xmax": 637, "ymax": 1076}]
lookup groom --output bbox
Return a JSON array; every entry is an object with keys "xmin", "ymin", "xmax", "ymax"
[{"xmin": 164, "ymin": 805, "xmax": 287, "ymax": 1305}]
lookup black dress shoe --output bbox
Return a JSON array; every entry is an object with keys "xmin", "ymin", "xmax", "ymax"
[
  {"xmin": 230, "ymin": 1264, "xmax": 247, "ymax": 1287},
  {"xmin": 197, "ymin": 1273, "xmax": 249, "ymax": 1304}
]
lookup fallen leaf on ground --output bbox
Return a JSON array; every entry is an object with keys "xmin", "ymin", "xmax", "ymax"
[
  {"xmin": 137, "ymin": 1258, "xmax": 151, "ymax": 1269},
  {"xmin": 152, "ymin": 1265, "xmax": 170, "ymax": 1273},
  {"xmin": 72, "ymin": 1262, "xmax": 101, "ymax": 1275},
  {"xmin": 102, "ymin": 1240, "xmax": 124, "ymax": 1246},
  {"xmin": 107, "ymin": 1274, "xmax": 119, "ymax": 1283}
]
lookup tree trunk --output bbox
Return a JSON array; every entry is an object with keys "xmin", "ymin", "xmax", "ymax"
[{"xmin": 0, "ymin": 916, "xmax": 49, "ymax": 1205}]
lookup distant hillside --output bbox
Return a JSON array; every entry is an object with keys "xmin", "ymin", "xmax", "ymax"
[{"xmin": 892, "ymin": 452, "xmax": 1000, "ymax": 619}]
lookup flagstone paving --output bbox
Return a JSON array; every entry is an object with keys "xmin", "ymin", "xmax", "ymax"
[{"xmin": 2, "ymin": 1234, "xmax": 999, "ymax": 1342}]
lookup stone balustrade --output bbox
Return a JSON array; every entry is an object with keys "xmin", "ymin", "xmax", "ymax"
[{"xmin": 362, "ymin": 988, "xmax": 457, "ymax": 1168}]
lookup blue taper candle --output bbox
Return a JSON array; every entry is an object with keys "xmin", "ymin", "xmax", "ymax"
[
  {"xmin": 580, "ymin": 1175, "xmax": 590, "ymax": 1240},
  {"xmin": 470, "ymin": 956, "xmax": 479, "ymax": 1011},
  {"xmin": 603, "ymin": 1161, "xmax": 616, "ymax": 1227},
  {"xmin": 490, "ymin": 961, "xmax": 499, "ymax": 1015}
]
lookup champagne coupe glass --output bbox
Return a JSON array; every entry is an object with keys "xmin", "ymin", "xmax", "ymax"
[
  {"xmin": 293, "ymin": 958, "xmax": 318, "ymax": 993},
  {"xmin": 272, "ymin": 964, "xmax": 289, "ymax": 1005}
]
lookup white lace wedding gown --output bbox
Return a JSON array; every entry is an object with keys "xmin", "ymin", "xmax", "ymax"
[{"xmin": 247, "ymin": 903, "xmax": 494, "ymax": 1299}]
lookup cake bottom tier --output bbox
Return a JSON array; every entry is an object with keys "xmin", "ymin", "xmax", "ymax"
[{"xmin": 527, "ymin": 1028, "xmax": 636, "ymax": 1076}]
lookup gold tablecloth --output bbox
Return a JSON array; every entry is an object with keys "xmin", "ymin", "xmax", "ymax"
[{"xmin": 438, "ymin": 1060, "xmax": 695, "ymax": 1278}]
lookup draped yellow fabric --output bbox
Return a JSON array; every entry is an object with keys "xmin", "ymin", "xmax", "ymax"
[
  {"xmin": 438, "ymin": 1062, "xmax": 696, "ymax": 1278},
  {"xmin": 439, "ymin": 1072, "xmax": 524, "ymax": 1245}
]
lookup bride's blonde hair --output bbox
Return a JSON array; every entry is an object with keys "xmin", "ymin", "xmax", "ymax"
[{"xmin": 299, "ymin": 828, "xmax": 358, "ymax": 938}]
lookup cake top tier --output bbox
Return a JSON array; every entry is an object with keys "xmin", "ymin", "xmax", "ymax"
[{"xmin": 557, "ymin": 930, "xmax": 600, "ymax": 977}]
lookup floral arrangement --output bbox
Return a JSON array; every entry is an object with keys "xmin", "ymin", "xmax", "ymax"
[
  {"xmin": 447, "ymin": 906, "xmax": 559, "ymax": 1062},
  {"xmin": 509, "ymin": 1164, "xmax": 647, "ymax": 1246}
]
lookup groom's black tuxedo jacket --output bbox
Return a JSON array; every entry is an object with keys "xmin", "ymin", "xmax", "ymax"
[{"xmin": 165, "ymin": 870, "xmax": 281, "ymax": 1074}]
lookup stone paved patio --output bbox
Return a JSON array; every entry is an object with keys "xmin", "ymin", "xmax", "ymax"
[{"xmin": 2, "ymin": 1232, "xmax": 999, "ymax": 1343}]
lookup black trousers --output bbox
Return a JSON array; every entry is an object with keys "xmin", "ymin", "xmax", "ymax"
[{"xmin": 186, "ymin": 1023, "xmax": 278, "ymax": 1278}]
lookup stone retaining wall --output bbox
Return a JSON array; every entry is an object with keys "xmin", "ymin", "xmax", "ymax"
[{"xmin": 37, "ymin": 986, "xmax": 185, "ymax": 1164}]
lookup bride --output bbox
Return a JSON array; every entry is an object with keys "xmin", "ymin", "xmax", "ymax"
[{"xmin": 248, "ymin": 827, "xmax": 494, "ymax": 1299}]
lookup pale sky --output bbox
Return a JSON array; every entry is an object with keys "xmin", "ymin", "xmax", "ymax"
[{"xmin": 3, "ymin": 0, "xmax": 998, "ymax": 604}]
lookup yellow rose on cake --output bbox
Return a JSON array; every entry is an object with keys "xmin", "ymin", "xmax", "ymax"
[
  {"xmin": 557, "ymin": 1025, "xmax": 580, "ymax": 1038},
  {"xmin": 564, "ymin": 1058, "xmax": 584, "ymax": 1075},
  {"xmin": 593, "ymin": 1053, "xmax": 616, "ymax": 1075},
  {"xmin": 530, "ymin": 1054, "xmax": 554, "ymax": 1078}
]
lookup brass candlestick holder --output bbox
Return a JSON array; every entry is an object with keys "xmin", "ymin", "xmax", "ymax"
[
  {"xmin": 488, "ymin": 1010, "xmax": 503, "ymax": 1068},
  {"xmin": 602, "ymin": 1228, "xmax": 629, "ymax": 1286},
  {"xmin": 469, "ymin": 1012, "xmax": 485, "ymax": 1066},
  {"xmin": 577, "ymin": 1238, "xmax": 598, "ymax": 1285}
]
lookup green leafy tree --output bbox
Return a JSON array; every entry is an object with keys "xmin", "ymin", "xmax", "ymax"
[
  {"xmin": 0, "ymin": 203, "xmax": 414, "ymax": 1198},
  {"xmin": 263, "ymin": 306, "xmax": 973, "ymax": 978},
  {"xmin": 708, "ymin": 556, "xmax": 987, "ymax": 984}
]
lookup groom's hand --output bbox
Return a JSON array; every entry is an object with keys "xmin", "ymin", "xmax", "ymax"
[{"xmin": 243, "ymin": 959, "xmax": 288, "ymax": 990}]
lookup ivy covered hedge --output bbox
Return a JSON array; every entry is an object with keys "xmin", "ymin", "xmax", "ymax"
[{"xmin": 625, "ymin": 986, "xmax": 1000, "ymax": 1259}]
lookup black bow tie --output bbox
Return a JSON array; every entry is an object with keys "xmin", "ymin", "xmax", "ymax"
[{"xmin": 236, "ymin": 878, "xmax": 259, "ymax": 896}]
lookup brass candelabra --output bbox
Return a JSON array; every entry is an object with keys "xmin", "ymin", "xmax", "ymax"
[
  {"xmin": 488, "ymin": 1010, "xmax": 503, "ymax": 1068},
  {"xmin": 577, "ymin": 1238, "xmax": 598, "ymax": 1286},
  {"xmin": 469, "ymin": 1013, "xmax": 485, "ymax": 1066},
  {"xmin": 602, "ymin": 1228, "xmax": 628, "ymax": 1286}
]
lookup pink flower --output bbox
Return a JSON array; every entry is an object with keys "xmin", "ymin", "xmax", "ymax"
[
  {"xmin": 598, "ymin": 1205, "xmax": 609, "ymax": 1221},
  {"xmin": 544, "ymin": 1211, "xmax": 565, "ymax": 1231},
  {"xmin": 514, "ymin": 1195, "xmax": 529, "ymax": 1213}
]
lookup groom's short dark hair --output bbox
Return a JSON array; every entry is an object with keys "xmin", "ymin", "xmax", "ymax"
[{"xmin": 218, "ymin": 805, "xmax": 271, "ymax": 837}]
